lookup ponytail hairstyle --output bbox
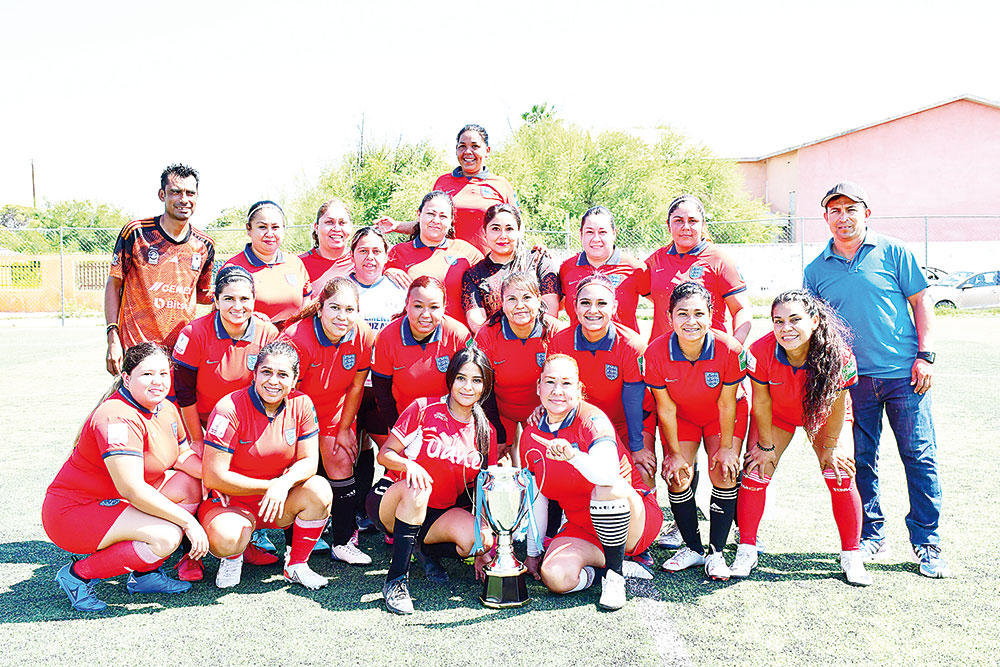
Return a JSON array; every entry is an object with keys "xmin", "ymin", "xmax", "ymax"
[
  {"xmin": 312, "ymin": 198, "xmax": 352, "ymax": 249},
  {"xmin": 254, "ymin": 340, "xmax": 300, "ymax": 378},
  {"xmin": 669, "ymin": 281, "xmax": 713, "ymax": 315},
  {"xmin": 487, "ymin": 271, "xmax": 554, "ymax": 341},
  {"xmin": 214, "ymin": 264, "xmax": 255, "ymax": 299},
  {"xmin": 393, "ymin": 275, "xmax": 446, "ymax": 320},
  {"xmin": 409, "ymin": 191, "xmax": 455, "ymax": 243},
  {"xmin": 284, "ymin": 277, "xmax": 360, "ymax": 329},
  {"xmin": 580, "ymin": 205, "xmax": 616, "ymax": 231},
  {"xmin": 483, "ymin": 203, "xmax": 532, "ymax": 273},
  {"xmin": 771, "ymin": 290, "xmax": 855, "ymax": 436},
  {"xmin": 445, "ymin": 346, "xmax": 496, "ymax": 466},
  {"xmin": 247, "ymin": 200, "xmax": 285, "ymax": 227},
  {"xmin": 667, "ymin": 194, "xmax": 713, "ymax": 243}
]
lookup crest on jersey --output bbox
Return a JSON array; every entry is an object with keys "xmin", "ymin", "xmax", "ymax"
[
  {"xmin": 171, "ymin": 422, "xmax": 178, "ymax": 438},
  {"xmin": 247, "ymin": 354, "xmax": 258, "ymax": 371},
  {"xmin": 342, "ymin": 353, "xmax": 356, "ymax": 370},
  {"xmin": 284, "ymin": 428, "xmax": 296, "ymax": 446},
  {"xmin": 99, "ymin": 499, "xmax": 121, "ymax": 507},
  {"xmin": 605, "ymin": 364, "xmax": 619, "ymax": 381},
  {"xmin": 147, "ymin": 247, "xmax": 159, "ymax": 265},
  {"xmin": 704, "ymin": 371, "xmax": 720, "ymax": 388},
  {"xmin": 608, "ymin": 274, "xmax": 624, "ymax": 287},
  {"xmin": 285, "ymin": 274, "xmax": 298, "ymax": 286},
  {"xmin": 689, "ymin": 265, "xmax": 704, "ymax": 280},
  {"xmin": 191, "ymin": 253, "xmax": 202, "ymax": 271},
  {"xmin": 435, "ymin": 356, "xmax": 450, "ymax": 372},
  {"xmin": 536, "ymin": 352, "xmax": 546, "ymax": 368},
  {"xmin": 480, "ymin": 186, "xmax": 493, "ymax": 197},
  {"xmin": 444, "ymin": 255, "xmax": 458, "ymax": 266}
]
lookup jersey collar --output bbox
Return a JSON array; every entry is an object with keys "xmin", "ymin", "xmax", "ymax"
[
  {"xmin": 249, "ymin": 386, "xmax": 286, "ymax": 420},
  {"xmin": 451, "ymin": 165, "xmax": 490, "ymax": 179},
  {"xmin": 154, "ymin": 215, "xmax": 192, "ymax": 245},
  {"xmin": 821, "ymin": 229, "xmax": 878, "ymax": 261},
  {"xmin": 576, "ymin": 246, "xmax": 622, "ymax": 267},
  {"xmin": 538, "ymin": 407, "xmax": 579, "ymax": 436},
  {"xmin": 773, "ymin": 340, "xmax": 806, "ymax": 373},
  {"xmin": 213, "ymin": 312, "xmax": 256, "ymax": 342},
  {"xmin": 501, "ymin": 316, "xmax": 544, "ymax": 341},
  {"xmin": 313, "ymin": 315, "xmax": 356, "ymax": 347},
  {"xmin": 668, "ymin": 330, "xmax": 716, "ymax": 362},
  {"xmin": 117, "ymin": 387, "xmax": 158, "ymax": 416},
  {"xmin": 243, "ymin": 243, "xmax": 285, "ymax": 267},
  {"xmin": 402, "ymin": 319, "xmax": 443, "ymax": 346},
  {"xmin": 666, "ymin": 239, "xmax": 709, "ymax": 257},
  {"xmin": 350, "ymin": 272, "xmax": 383, "ymax": 289},
  {"xmin": 574, "ymin": 324, "xmax": 615, "ymax": 352},
  {"xmin": 413, "ymin": 236, "xmax": 450, "ymax": 250}
]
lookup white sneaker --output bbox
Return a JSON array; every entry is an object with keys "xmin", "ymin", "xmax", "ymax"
[
  {"xmin": 733, "ymin": 527, "xmax": 766, "ymax": 553},
  {"xmin": 840, "ymin": 550, "xmax": 873, "ymax": 586},
  {"xmin": 331, "ymin": 541, "xmax": 372, "ymax": 565},
  {"xmin": 704, "ymin": 551, "xmax": 731, "ymax": 581},
  {"xmin": 283, "ymin": 561, "xmax": 329, "ymax": 590},
  {"xmin": 661, "ymin": 546, "xmax": 706, "ymax": 572},
  {"xmin": 599, "ymin": 569, "xmax": 626, "ymax": 610},
  {"xmin": 621, "ymin": 560, "xmax": 653, "ymax": 580},
  {"xmin": 729, "ymin": 544, "xmax": 758, "ymax": 578},
  {"xmin": 657, "ymin": 522, "xmax": 683, "ymax": 548},
  {"xmin": 216, "ymin": 554, "xmax": 243, "ymax": 589}
]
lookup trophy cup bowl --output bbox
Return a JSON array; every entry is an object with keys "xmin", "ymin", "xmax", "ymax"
[{"xmin": 478, "ymin": 466, "xmax": 531, "ymax": 608}]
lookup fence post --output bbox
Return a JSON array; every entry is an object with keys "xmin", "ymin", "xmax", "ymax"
[
  {"xmin": 924, "ymin": 216, "xmax": 929, "ymax": 266},
  {"xmin": 564, "ymin": 211, "xmax": 571, "ymax": 250},
  {"xmin": 59, "ymin": 226, "xmax": 66, "ymax": 326},
  {"xmin": 799, "ymin": 217, "xmax": 805, "ymax": 277}
]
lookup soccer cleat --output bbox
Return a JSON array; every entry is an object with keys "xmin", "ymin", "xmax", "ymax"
[
  {"xmin": 216, "ymin": 554, "xmax": 243, "ymax": 589},
  {"xmin": 840, "ymin": 550, "xmax": 873, "ymax": 586},
  {"xmin": 331, "ymin": 541, "xmax": 372, "ymax": 566},
  {"xmin": 599, "ymin": 569, "xmax": 626, "ymax": 610},
  {"xmin": 250, "ymin": 529, "xmax": 276, "ymax": 553},
  {"xmin": 416, "ymin": 549, "xmax": 449, "ymax": 583},
  {"xmin": 733, "ymin": 527, "xmax": 766, "ymax": 553},
  {"xmin": 243, "ymin": 543, "xmax": 280, "ymax": 566},
  {"xmin": 174, "ymin": 554, "xmax": 205, "ymax": 582},
  {"xmin": 621, "ymin": 559, "xmax": 653, "ymax": 580},
  {"xmin": 661, "ymin": 546, "xmax": 706, "ymax": 572},
  {"xmin": 356, "ymin": 512, "xmax": 376, "ymax": 533},
  {"xmin": 126, "ymin": 568, "xmax": 192, "ymax": 595},
  {"xmin": 283, "ymin": 561, "xmax": 329, "ymax": 590},
  {"xmin": 729, "ymin": 544, "xmax": 759, "ymax": 578},
  {"xmin": 657, "ymin": 522, "xmax": 683, "ymax": 549},
  {"xmin": 859, "ymin": 538, "xmax": 892, "ymax": 562},
  {"xmin": 913, "ymin": 544, "xmax": 951, "ymax": 578},
  {"xmin": 383, "ymin": 575, "xmax": 414, "ymax": 615},
  {"xmin": 704, "ymin": 551, "xmax": 732, "ymax": 581},
  {"xmin": 312, "ymin": 536, "xmax": 331, "ymax": 552},
  {"xmin": 629, "ymin": 549, "xmax": 655, "ymax": 570},
  {"xmin": 55, "ymin": 563, "xmax": 107, "ymax": 612}
]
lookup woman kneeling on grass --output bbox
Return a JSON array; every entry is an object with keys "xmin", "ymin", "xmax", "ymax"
[
  {"xmin": 200, "ymin": 341, "xmax": 332, "ymax": 590},
  {"xmin": 734, "ymin": 290, "xmax": 871, "ymax": 586},
  {"xmin": 43, "ymin": 342, "xmax": 207, "ymax": 612}
]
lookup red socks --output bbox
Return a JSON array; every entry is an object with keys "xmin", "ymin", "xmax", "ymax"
[
  {"xmin": 736, "ymin": 470, "xmax": 770, "ymax": 546},
  {"xmin": 823, "ymin": 471, "xmax": 862, "ymax": 551},
  {"xmin": 286, "ymin": 517, "xmax": 327, "ymax": 566},
  {"xmin": 72, "ymin": 540, "xmax": 163, "ymax": 580}
]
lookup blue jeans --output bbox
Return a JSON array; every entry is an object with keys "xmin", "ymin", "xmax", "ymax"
[{"xmin": 850, "ymin": 376, "xmax": 941, "ymax": 546}]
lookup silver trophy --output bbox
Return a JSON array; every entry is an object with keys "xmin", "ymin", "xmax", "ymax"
[{"xmin": 475, "ymin": 465, "xmax": 534, "ymax": 608}]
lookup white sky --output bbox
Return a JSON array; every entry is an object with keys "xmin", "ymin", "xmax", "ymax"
[{"xmin": 2, "ymin": 0, "xmax": 998, "ymax": 224}]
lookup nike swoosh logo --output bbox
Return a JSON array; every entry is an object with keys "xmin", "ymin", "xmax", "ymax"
[
  {"xmin": 206, "ymin": 360, "xmax": 220, "ymax": 365},
  {"xmin": 239, "ymin": 439, "xmax": 252, "ymax": 444},
  {"xmin": 393, "ymin": 365, "xmax": 406, "ymax": 370},
  {"xmin": 493, "ymin": 359, "xmax": 507, "ymax": 365},
  {"xmin": 310, "ymin": 362, "xmax": 322, "ymax": 367}
]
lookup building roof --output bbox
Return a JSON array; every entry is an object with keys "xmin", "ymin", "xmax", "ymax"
[{"xmin": 737, "ymin": 94, "xmax": 1000, "ymax": 162}]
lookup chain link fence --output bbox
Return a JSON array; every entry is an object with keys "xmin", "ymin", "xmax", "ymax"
[{"xmin": 2, "ymin": 216, "xmax": 997, "ymax": 319}]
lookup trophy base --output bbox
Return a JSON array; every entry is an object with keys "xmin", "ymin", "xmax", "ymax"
[{"xmin": 480, "ymin": 571, "xmax": 530, "ymax": 609}]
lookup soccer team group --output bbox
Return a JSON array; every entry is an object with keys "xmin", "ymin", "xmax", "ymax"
[{"xmin": 41, "ymin": 123, "xmax": 949, "ymax": 616}]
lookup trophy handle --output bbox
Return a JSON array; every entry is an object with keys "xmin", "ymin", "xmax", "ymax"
[
  {"xmin": 471, "ymin": 469, "xmax": 490, "ymax": 557},
  {"xmin": 517, "ymin": 469, "xmax": 545, "ymax": 556}
]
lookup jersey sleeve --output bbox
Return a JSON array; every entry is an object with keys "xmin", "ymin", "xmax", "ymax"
[
  {"xmin": 296, "ymin": 395, "xmax": 320, "ymax": 441},
  {"xmin": 581, "ymin": 408, "xmax": 618, "ymax": 450},
  {"xmin": 108, "ymin": 225, "xmax": 136, "ymax": 281},
  {"xmin": 196, "ymin": 239, "xmax": 215, "ymax": 301},
  {"xmin": 461, "ymin": 266, "xmax": 482, "ymax": 312},
  {"xmin": 619, "ymin": 329, "xmax": 645, "ymax": 384},
  {"xmin": 722, "ymin": 338, "xmax": 748, "ymax": 385},
  {"xmin": 171, "ymin": 322, "xmax": 201, "ymax": 370},
  {"xmin": 385, "ymin": 243, "xmax": 404, "ymax": 272},
  {"xmin": 300, "ymin": 262, "xmax": 313, "ymax": 299},
  {"xmin": 642, "ymin": 339, "xmax": 667, "ymax": 389},
  {"xmin": 473, "ymin": 326, "xmax": 495, "ymax": 364},
  {"xmin": 893, "ymin": 242, "xmax": 930, "ymax": 298},
  {"xmin": 716, "ymin": 252, "xmax": 747, "ymax": 299},
  {"xmin": 204, "ymin": 400, "xmax": 240, "ymax": 454},
  {"xmin": 534, "ymin": 252, "xmax": 560, "ymax": 297},
  {"xmin": 358, "ymin": 325, "xmax": 375, "ymax": 371},
  {"xmin": 747, "ymin": 339, "xmax": 770, "ymax": 384},
  {"xmin": 389, "ymin": 399, "xmax": 423, "ymax": 443},
  {"xmin": 94, "ymin": 414, "xmax": 145, "ymax": 460},
  {"xmin": 840, "ymin": 353, "xmax": 859, "ymax": 389},
  {"xmin": 371, "ymin": 327, "xmax": 394, "ymax": 378}
]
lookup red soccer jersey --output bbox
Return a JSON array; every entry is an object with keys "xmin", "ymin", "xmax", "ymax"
[
  {"xmin": 559, "ymin": 248, "xmax": 646, "ymax": 331},
  {"xmin": 172, "ymin": 312, "xmax": 279, "ymax": 422},
  {"xmin": 747, "ymin": 332, "xmax": 859, "ymax": 429},
  {"xmin": 639, "ymin": 240, "xmax": 746, "ymax": 341},
  {"xmin": 520, "ymin": 401, "xmax": 646, "ymax": 526},
  {"xmin": 109, "ymin": 216, "xmax": 215, "ymax": 349},
  {"xmin": 388, "ymin": 396, "xmax": 498, "ymax": 509},
  {"xmin": 548, "ymin": 323, "xmax": 646, "ymax": 431},
  {"xmin": 385, "ymin": 237, "xmax": 483, "ymax": 323},
  {"xmin": 433, "ymin": 168, "xmax": 518, "ymax": 254},
  {"xmin": 644, "ymin": 329, "xmax": 747, "ymax": 426},
  {"xmin": 224, "ymin": 245, "xmax": 312, "ymax": 326},
  {"xmin": 280, "ymin": 317, "xmax": 374, "ymax": 432},
  {"xmin": 46, "ymin": 389, "xmax": 187, "ymax": 503},
  {"xmin": 371, "ymin": 315, "xmax": 472, "ymax": 414},
  {"xmin": 299, "ymin": 248, "xmax": 354, "ymax": 291},
  {"xmin": 204, "ymin": 387, "xmax": 319, "ymax": 480},
  {"xmin": 474, "ymin": 317, "xmax": 552, "ymax": 423}
]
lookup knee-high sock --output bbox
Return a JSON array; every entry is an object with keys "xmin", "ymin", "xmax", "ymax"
[
  {"xmin": 354, "ymin": 448, "xmax": 375, "ymax": 515},
  {"xmin": 736, "ymin": 470, "xmax": 771, "ymax": 545},
  {"xmin": 386, "ymin": 520, "xmax": 420, "ymax": 581},
  {"xmin": 330, "ymin": 476, "xmax": 357, "ymax": 546},
  {"xmin": 709, "ymin": 485, "xmax": 739, "ymax": 553},
  {"xmin": 590, "ymin": 498, "xmax": 630, "ymax": 576},
  {"xmin": 823, "ymin": 471, "xmax": 862, "ymax": 551},
  {"xmin": 286, "ymin": 517, "xmax": 327, "ymax": 566},
  {"xmin": 668, "ymin": 487, "xmax": 703, "ymax": 554},
  {"xmin": 72, "ymin": 540, "xmax": 163, "ymax": 580}
]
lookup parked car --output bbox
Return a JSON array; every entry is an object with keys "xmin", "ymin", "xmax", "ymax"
[
  {"xmin": 927, "ymin": 270, "xmax": 1000, "ymax": 309},
  {"xmin": 921, "ymin": 266, "xmax": 950, "ymax": 282},
  {"xmin": 931, "ymin": 270, "xmax": 973, "ymax": 287}
]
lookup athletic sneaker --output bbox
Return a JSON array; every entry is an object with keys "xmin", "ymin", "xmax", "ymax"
[
  {"xmin": 126, "ymin": 568, "xmax": 192, "ymax": 594},
  {"xmin": 657, "ymin": 522, "xmax": 683, "ymax": 548},
  {"xmin": 840, "ymin": 550, "xmax": 873, "ymax": 586},
  {"xmin": 416, "ymin": 549, "xmax": 449, "ymax": 583},
  {"xmin": 349, "ymin": 528, "xmax": 360, "ymax": 548},
  {"xmin": 55, "ymin": 563, "xmax": 107, "ymax": 612},
  {"xmin": 729, "ymin": 544, "xmax": 758, "ymax": 578},
  {"xmin": 243, "ymin": 543, "xmax": 279, "ymax": 566},
  {"xmin": 174, "ymin": 554, "xmax": 204, "ymax": 582},
  {"xmin": 383, "ymin": 575, "xmax": 414, "ymax": 615},
  {"xmin": 704, "ymin": 551, "xmax": 731, "ymax": 581},
  {"xmin": 629, "ymin": 549, "xmax": 655, "ymax": 570},
  {"xmin": 733, "ymin": 527, "xmax": 766, "ymax": 553},
  {"xmin": 250, "ymin": 529, "xmax": 276, "ymax": 553},
  {"xmin": 283, "ymin": 562, "xmax": 329, "ymax": 590},
  {"xmin": 913, "ymin": 544, "xmax": 951, "ymax": 578},
  {"xmin": 661, "ymin": 547, "xmax": 706, "ymax": 572},
  {"xmin": 312, "ymin": 536, "xmax": 331, "ymax": 552},
  {"xmin": 216, "ymin": 554, "xmax": 243, "ymax": 589},
  {"xmin": 622, "ymin": 559, "xmax": 654, "ymax": 580},
  {"xmin": 356, "ymin": 512, "xmax": 376, "ymax": 533},
  {"xmin": 599, "ymin": 569, "xmax": 626, "ymax": 610},
  {"xmin": 331, "ymin": 541, "xmax": 372, "ymax": 565},
  {"xmin": 859, "ymin": 538, "xmax": 892, "ymax": 562}
]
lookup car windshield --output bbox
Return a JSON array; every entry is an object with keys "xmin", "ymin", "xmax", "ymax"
[{"xmin": 937, "ymin": 272, "xmax": 973, "ymax": 286}]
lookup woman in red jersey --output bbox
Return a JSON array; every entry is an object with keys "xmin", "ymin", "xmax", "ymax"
[
  {"xmin": 282, "ymin": 277, "xmax": 375, "ymax": 566},
  {"xmin": 368, "ymin": 347, "xmax": 498, "ymax": 614},
  {"xmin": 644, "ymin": 282, "xmax": 748, "ymax": 580},
  {"xmin": 462, "ymin": 203, "xmax": 560, "ymax": 335},
  {"xmin": 519, "ymin": 354, "xmax": 662, "ymax": 611},
  {"xmin": 200, "ymin": 341, "xmax": 332, "ymax": 591},
  {"xmin": 299, "ymin": 198, "xmax": 356, "ymax": 288},
  {"xmin": 43, "ymin": 342, "xmax": 207, "ymax": 612},
  {"xmin": 223, "ymin": 200, "xmax": 312, "ymax": 329},
  {"xmin": 733, "ymin": 290, "xmax": 870, "ymax": 586},
  {"xmin": 558, "ymin": 206, "xmax": 646, "ymax": 332}
]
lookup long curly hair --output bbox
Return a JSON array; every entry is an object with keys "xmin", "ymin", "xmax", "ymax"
[{"xmin": 771, "ymin": 290, "xmax": 854, "ymax": 436}]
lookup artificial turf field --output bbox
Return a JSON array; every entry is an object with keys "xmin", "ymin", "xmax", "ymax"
[{"xmin": 1, "ymin": 315, "xmax": 998, "ymax": 666}]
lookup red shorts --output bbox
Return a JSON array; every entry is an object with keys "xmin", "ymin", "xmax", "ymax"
[
  {"xmin": 556, "ymin": 490, "xmax": 663, "ymax": 557},
  {"xmin": 676, "ymin": 397, "xmax": 750, "ymax": 442},
  {"xmin": 42, "ymin": 492, "xmax": 129, "ymax": 554},
  {"xmin": 197, "ymin": 493, "xmax": 282, "ymax": 529}
]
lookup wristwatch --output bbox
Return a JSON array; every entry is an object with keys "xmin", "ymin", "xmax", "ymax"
[{"xmin": 916, "ymin": 351, "xmax": 936, "ymax": 364}]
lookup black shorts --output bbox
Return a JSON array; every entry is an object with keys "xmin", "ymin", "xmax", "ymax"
[
  {"xmin": 356, "ymin": 386, "xmax": 380, "ymax": 437},
  {"xmin": 365, "ymin": 477, "xmax": 465, "ymax": 542}
]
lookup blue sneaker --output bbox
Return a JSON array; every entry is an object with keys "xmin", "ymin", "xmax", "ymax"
[
  {"xmin": 859, "ymin": 538, "xmax": 892, "ymax": 562},
  {"xmin": 55, "ymin": 563, "xmax": 107, "ymax": 612},
  {"xmin": 126, "ymin": 568, "xmax": 193, "ymax": 594},
  {"xmin": 913, "ymin": 544, "xmax": 951, "ymax": 578},
  {"xmin": 313, "ymin": 536, "xmax": 331, "ymax": 552},
  {"xmin": 356, "ymin": 512, "xmax": 376, "ymax": 533},
  {"xmin": 250, "ymin": 529, "xmax": 277, "ymax": 553}
]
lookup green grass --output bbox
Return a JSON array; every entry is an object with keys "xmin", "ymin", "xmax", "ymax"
[{"xmin": 1, "ymin": 317, "xmax": 998, "ymax": 666}]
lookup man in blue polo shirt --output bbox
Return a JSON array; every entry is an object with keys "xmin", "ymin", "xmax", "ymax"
[{"xmin": 804, "ymin": 182, "xmax": 949, "ymax": 578}]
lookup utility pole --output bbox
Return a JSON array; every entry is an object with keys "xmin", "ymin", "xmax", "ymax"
[{"xmin": 31, "ymin": 159, "xmax": 37, "ymax": 209}]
